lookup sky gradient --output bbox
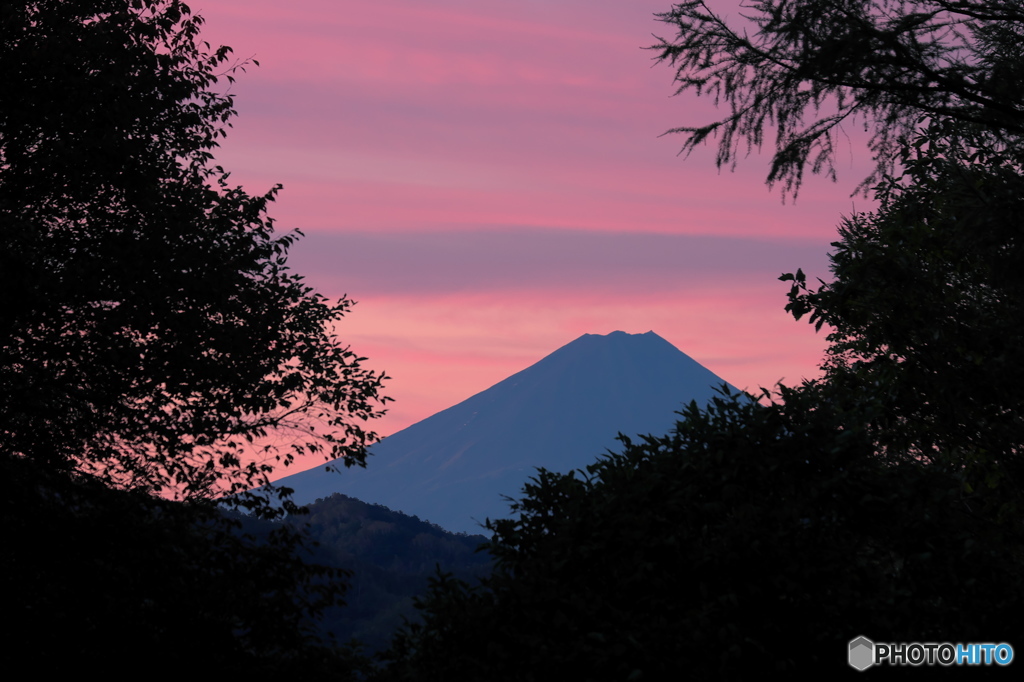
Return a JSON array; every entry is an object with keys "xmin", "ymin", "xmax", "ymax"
[{"xmin": 197, "ymin": 1, "xmax": 878, "ymax": 462}]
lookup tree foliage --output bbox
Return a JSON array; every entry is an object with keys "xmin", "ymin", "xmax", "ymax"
[
  {"xmin": 377, "ymin": 390, "xmax": 1023, "ymax": 680},
  {"xmin": 1, "ymin": 1, "xmax": 389, "ymax": 670},
  {"xmin": 0, "ymin": 0, "xmax": 389, "ymax": 510},
  {"xmin": 3, "ymin": 454, "xmax": 369, "ymax": 676},
  {"xmin": 651, "ymin": 0, "xmax": 1024, "ymax": 195},
  {"xmin": 782, "ymin": 123, "xmax": 1024, "ymax": 519}
]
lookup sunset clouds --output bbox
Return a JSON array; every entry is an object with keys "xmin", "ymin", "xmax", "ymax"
[{"xmin": 198, "ymin": 1, "xmax": 877, "ymax": 447}]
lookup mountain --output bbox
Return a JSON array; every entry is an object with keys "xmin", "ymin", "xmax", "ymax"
[
  {"xmin": 264, "ymin": 493, "xmax": 491, "ymax": 653},
  {"xmin": 273, "ymin": 330, "xmax": 737, "ymax": 535}
]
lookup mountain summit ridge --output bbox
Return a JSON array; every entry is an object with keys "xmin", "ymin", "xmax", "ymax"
[{"xmin": 273, "ymin": 331, "xmax": 737, "ymax": 534}]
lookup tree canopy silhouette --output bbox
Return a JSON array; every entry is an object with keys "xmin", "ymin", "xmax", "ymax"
[
  {"xmin": 1, "ymin": 1, "xmax": 391, "ymax": 672},
  {"xmin": 377, "ymin": 389, "xmax": 1023, "ymax": 680},
  {"xmin": 783, "ymin": 124, "xmax": 1024, "ymax": 516},
  {"xmin": 652, "ymin": 0, "xmax": 1024, "ymax": 195},
  {"xmin": 0, "ymin": 0, "xmax": 389, "ymax": 512}
]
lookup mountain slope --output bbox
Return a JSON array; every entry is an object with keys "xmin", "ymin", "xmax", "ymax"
[
  {"xmin": 282, "ymin": 493, "xmax": 491, "ymax": 653},
  {"xmin": 273, "ymin": 331, "xmax": 737, "ymax": 534}
]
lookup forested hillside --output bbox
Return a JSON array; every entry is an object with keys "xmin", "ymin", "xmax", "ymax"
[{"xmin": 288, "ymin": 494, "xmax": 492, "ymax": 653}]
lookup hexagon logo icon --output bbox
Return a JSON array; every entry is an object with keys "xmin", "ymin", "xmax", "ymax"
[{"xmin": 849, "ymin": 636, "xmax": 875, "ymax": 671}]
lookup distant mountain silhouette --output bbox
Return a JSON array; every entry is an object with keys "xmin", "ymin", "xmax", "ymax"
[
  {"xmin": 280, "ymin": 493, "xmax": 491, "ymax": 653},
  {"xmin": 273, "ymin": 331, "xmax": 737, "ymax": 534}
]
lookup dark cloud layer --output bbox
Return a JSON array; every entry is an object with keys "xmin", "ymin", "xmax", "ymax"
[{"xmin": 288, "ymin": 227, "xmax": 833, "ymax": 296}]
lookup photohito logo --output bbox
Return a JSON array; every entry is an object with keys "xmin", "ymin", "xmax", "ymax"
[{"xmin": 848, "ymin": 636, "xmax": 1014, "ymax": 670}]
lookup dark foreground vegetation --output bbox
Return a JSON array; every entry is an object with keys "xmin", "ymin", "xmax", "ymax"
[
  {"xmin": 2, "ymin": 0, "xmax": 387, "ymax": 674},
  {"xmin": 4, "ymin": 455, "xmax": 358, "ymax": 674},
  {"xmin": 4, "ymin": 1, "xmax": 1024, "ymax": 679}
]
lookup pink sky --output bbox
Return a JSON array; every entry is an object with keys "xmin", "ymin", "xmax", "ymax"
[{"xmin": 196, "ymin": 1, "xmax": 878, "ymax": 462}]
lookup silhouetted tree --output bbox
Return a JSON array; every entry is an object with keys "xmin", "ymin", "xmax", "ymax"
[
  {"xmin": 0, "ymin": 0, "xmax": 389, "ymax": 510},
  {"xmin": 1, "ymin": 1, "xmax": 388, "ymax": 671},
  {"xmin": 783, "ymin": 121, "xmax": 1024, "ymax": 521},
  {"xmin": 4, "ymin": 454, "xmax": 370, "ymax": 675},
  {"xmin": 377, "ymin": 390, "xmax": 1022, "ymax": 680},
  {"xmin": 652, "ymin": 0, "xmax": 1024, "ymax": 195}
]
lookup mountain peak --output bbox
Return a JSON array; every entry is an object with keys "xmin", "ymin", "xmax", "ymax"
[
  {"xmin": 274, "ymin": 332, "xmax": 735, "ymax": 534},
  {"xmin": 581, "ymin": 329, "xmax": 656, "ymax": 340},
  {"xmin": 585, "ymin": 329, "xmax": 648, "ymax": 336}
]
